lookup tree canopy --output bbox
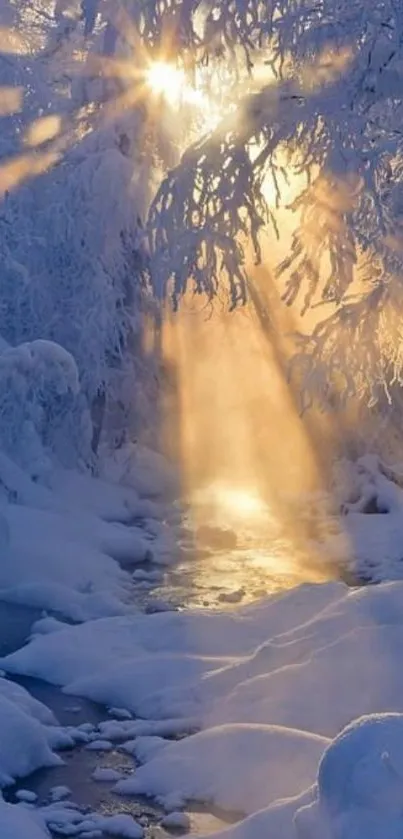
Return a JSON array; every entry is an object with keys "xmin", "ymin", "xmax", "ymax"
[{"xmin": 141, "ymin": 0, "xmax": 403, "ymax": 408}]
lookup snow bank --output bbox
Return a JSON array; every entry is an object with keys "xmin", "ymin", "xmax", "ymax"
[
  {"xmin": 0, "ymin": 503, "xmax": 149, "ymax": 622},
  {"xmin": 7, "ymin": 579, "xmax": 403, "ymax": 737},
  {"xmin": 5, "ymin": 563, "xmax": 403, "ymax": 837},
  {"xmin": 38, "ymin": 801, "xmax": 143, "ymax": 838},
  {"xmin": 0, "ymin": 501, "xmax": 134, "ymax": 621},
  {"xmin": 293, "ymin": 712, "xmax": 403, "ymax": 839},
  {"xmin": 0, "ymin": 799, "xmax": 50, "ymax": 839},
  {"xmin": 328, "ymin": 454, "xmax": 403, "ymax": 583},
  {"xmin": 101, "ymin": 442, "xmax": 177, "ymax": 499},
  {"xmin": 0, "ymin": 451, "xmax": 182, "ymax": 619},
  {"xmin": 47, "ymin": 468, "xmax": 141, "ymax": 522},
  {"xmin": 116, "ymin": 724, "xmax": 329, "ymax": 813},
  {"xmin": 0, "ymin": 582, "xmax": 344, "ymax": 686},
  {"xmin": 65, "ymin": 653, "xmax": 231, "ymax": 717},
  {"xmin": 192, "ymin": 789, "xmax": 316, "ymax": 839},
  {"xmin": 0, "ymin": 682, "xmax": 61, "ymax": 787},
  {"xmin": 0, "ymin": 677, "xmax": 56, "ymax": 726}
]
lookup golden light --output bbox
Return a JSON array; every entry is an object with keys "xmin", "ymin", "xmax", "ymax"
[
  {"xmin": 219, "ymin": 487, "xmax": 267, "ymax": 519},
  {"xmin": 146, "ymin": 61, "xmax": 187, "ymax": 107},
  {"xmin": 194, "ymin": 484, "xmax": 269, "ymax": 523},
  {"xmin": 24, "ymin": 115, "xmax": 61, "ymax": 147},
  {"xmin": 145, "ymin": 59, "xmax": 210, "ymax": 115}
]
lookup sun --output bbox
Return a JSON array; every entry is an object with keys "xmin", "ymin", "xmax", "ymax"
[{"xmin": 146, "ymin": 61, "xmax": 189, "ymax": 107}]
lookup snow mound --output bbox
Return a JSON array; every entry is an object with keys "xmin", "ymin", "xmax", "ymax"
[
  {"xmin": 295, "ymin": 713, "xmax": 403, "ymax": 839},
  {"xmin": 48, "ymin": 468, "xmax": 141, "ymax": 522},
  {"xmin": 0, "ymin": 495, "xmax": 153, "ymax": 620},
  {"xmin": 0, "ymin": 677, "xmax": 56, "ymax": 725},
  {"xmin": 0, "ymin": 691, "xmax": 61, "ymax": 787},
  {"xmin": 0, "ymin": 799, "xmax": 50, "ymax": 839},
  {"xmin": 65, "ymin": 654, "xmax": 230, "ymax": 717},
  {"xmin": 0, "ymin": 582, "xmax": 345, "ymax": 692},
  {"xmin": 116, "ymin": 724, "xmax": 329, "ymax": 813},
  {"xmin": 192, "ymin": 788, "xmax": 315, "ymax": 839},
  {"xmin": 319, "ymin": 713, "xmax": 403, "ymax": 816}
]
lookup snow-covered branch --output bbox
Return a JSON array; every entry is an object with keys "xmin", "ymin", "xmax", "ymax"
[{"xmin": 146, "ymin": 0, "xmax": 403, "ymax": 405}]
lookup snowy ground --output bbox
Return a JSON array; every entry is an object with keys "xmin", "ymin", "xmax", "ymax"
[{"xmin": 1, "ymin": 448, "xmax": 403, "ymax": 838}]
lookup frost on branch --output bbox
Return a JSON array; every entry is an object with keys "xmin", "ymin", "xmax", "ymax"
[
  {"xmin": 147, "ymin": 0, "xmax": 403, "ymax": 404},
  {"xmin": 148, "ymin": 124, "xmax": 269, "ymax": 307}
]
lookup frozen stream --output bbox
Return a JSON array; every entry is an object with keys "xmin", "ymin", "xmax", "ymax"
[
  {"xmin": 0, "ymin": 485, "xmax": 343, "ymax": 838},
  {"xmin": 0, "ymin": 600, "xmax": 235, "ymax": 838}
]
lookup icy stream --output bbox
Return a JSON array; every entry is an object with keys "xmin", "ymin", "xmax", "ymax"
[
  {"xmin": 0, "ymin": 483, "xmax": 341, "ymax": 838},
  {"xmin": 0, "ymin": 600, "xmax": 235, "ymax": 837}
]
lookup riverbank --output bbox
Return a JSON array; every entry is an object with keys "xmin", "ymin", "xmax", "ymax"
[{"xmin": 1, "ymin": 448, "xmax": 403, "ymax": 838}]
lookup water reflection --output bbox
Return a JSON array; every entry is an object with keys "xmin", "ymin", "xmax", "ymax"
[{"xmin": 155, "ymin": 482, "xmax": 334, "ymax": 610}]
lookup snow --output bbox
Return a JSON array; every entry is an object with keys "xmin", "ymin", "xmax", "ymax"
[
  {"xmin": 291, "ymin": 713, "xmax": 403, "ymax": 839},
  {"xmin": 15, "ymin": 789, "xmax": 37, "ymax": 803},
  {"xmin": 4, "ymin": 452, "xmax": 403, "ymax": 839},
  {"xmin": 132, "ymin": 569, "xmax": 163, "ymax": 582},
  {"xmin": 90, "ymin": 813, "xmax": 143, "ymax": 838},
  {"xmin": 116, "ymin": 725, "xmax": 329, "ymax": 813},
  {"xmin": 92, "ymin": 767, "xmax": 124, "ymax": 782},
  {"xmin": 0, "ymin": 799, "xmax": 50, "ymax": 839},
  {"xmin": 101, "ymin": 443, "xmax": 177, "ymax": 500},
  {"xmin": 0, "ymin": 676, "xmax": 56, "ymax": 725},
  {"xmin": 7, "ymin": 573, "xmax": 403, "ymax": 838},
  {"xmin": 0, "ymin": 461, "xmax": 180, "ymax": 620},
  {"xmin": 49, "ymin": 785, "xmax": 71, "ymax": 802},
  {"xmin": 108, "ymin": 707, "xmax": 133, "ymax": 720},
  {"xmin": 39, "ymin": 801, "xmax": 143, "ymax": 838},
  {"xmin": 47, "ymin": 469, "xmax": 141, "ymax": 523},
  {"xmin": 161, "ymin": 812, "xmax": 191, "ymax": 830},
  {"xmin": 0, "ymin": 582, "xmax": 344, "ymax": 690},
  {"xmin": 84, "ymin": 739, "xmax": 113, "ymax": 751},
  {"xmin": 0, "ymin": 689, "xmax": 61, "ymax": 787}
]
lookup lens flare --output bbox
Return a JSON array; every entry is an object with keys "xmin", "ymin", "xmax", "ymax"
[
  {"xmin": 146, "ymin": 61, "xmax": 187, "ymax": 106},
  {"xmin": 145, "ymin": 59, "xmax": 218, "ymax": 123}
]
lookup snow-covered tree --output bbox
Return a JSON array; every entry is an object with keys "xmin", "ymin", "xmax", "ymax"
[
  {"xmin": 0, "ymin": 0, "xmax": 159, "ymax": 471},
  {"xmin": 0, "ymin": 339, "xmax": 89, "ymax": 478},
  {"xmin": 4, "ymin": 0, "xmax": 403, "ymax": 474},
  {"xmin": 143, "ymin": 0, "xmax": 403, "ymax": 411}
]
